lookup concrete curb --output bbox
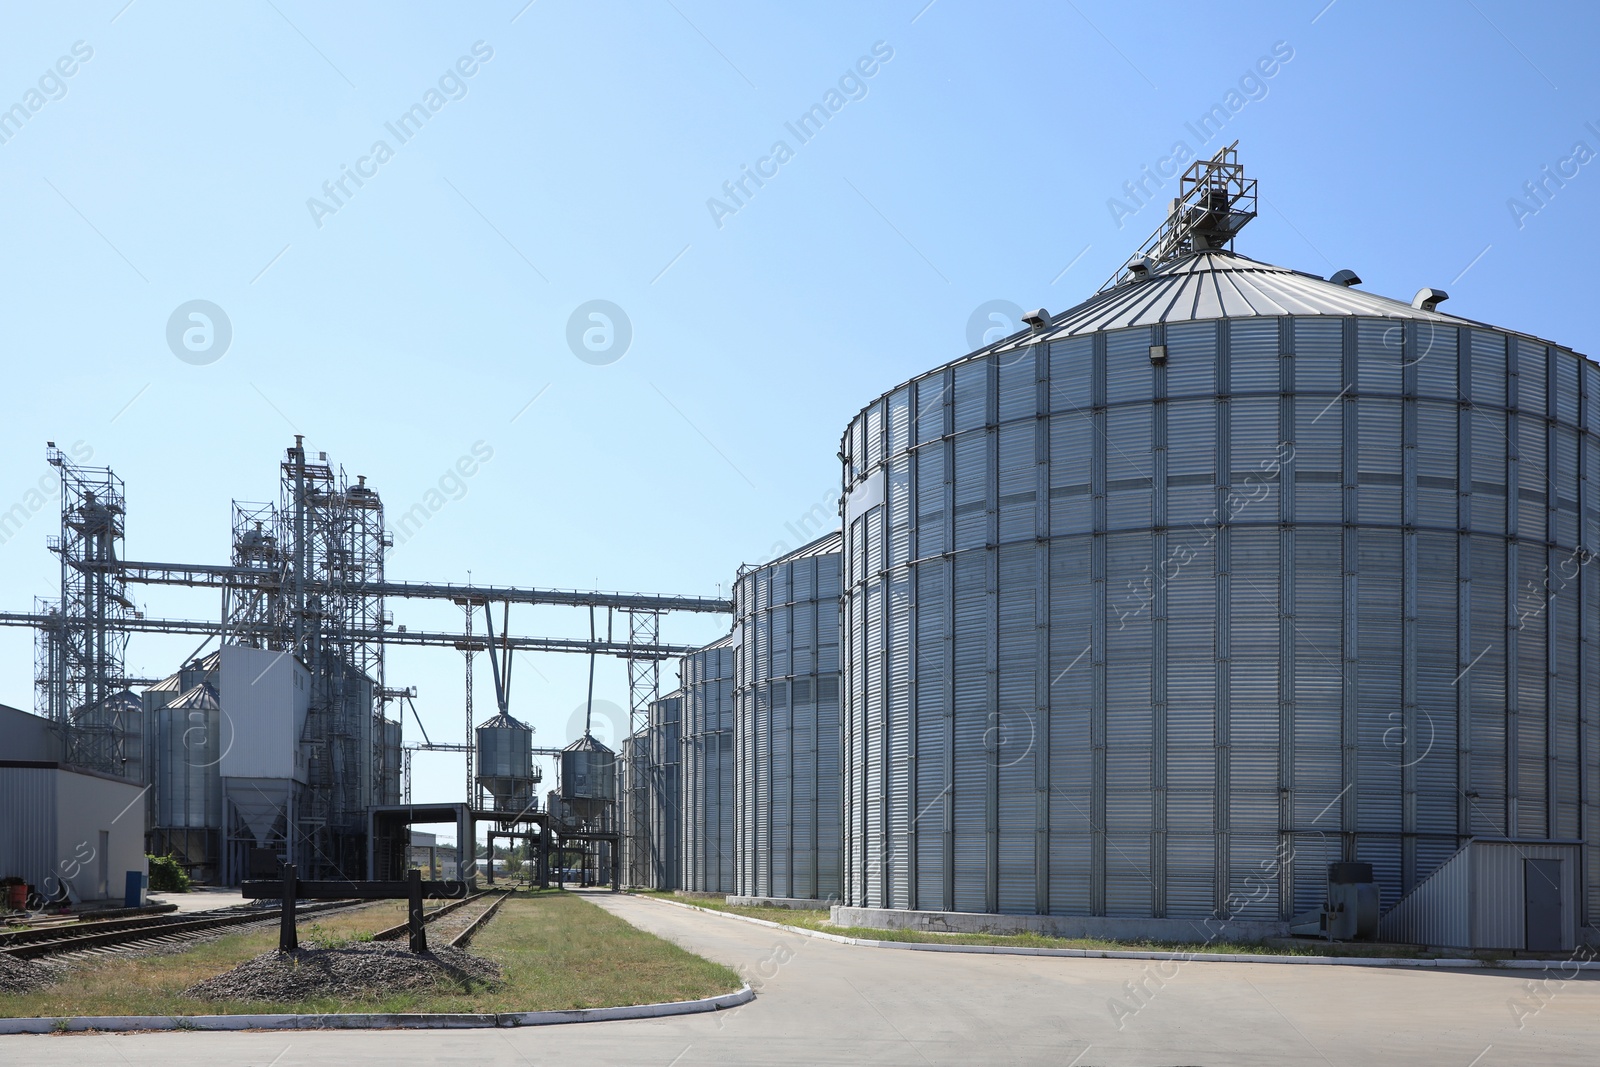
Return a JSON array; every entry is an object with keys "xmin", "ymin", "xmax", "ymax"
[
  {"xmin": 0, "ymin": 985, "xmax": 754, "ymax": 1034},
  {"xmin": 639, "ymin": 896, "xmax": 1600, "ymax": 972}
]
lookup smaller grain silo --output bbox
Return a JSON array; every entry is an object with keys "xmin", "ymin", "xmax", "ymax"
[
  {"xmin": 620, "ymin": 731, "xmax": 653, "ymax": 887},
  {"xmin": 560, "ymin": 733, "xmax": 616, "ymax": 820},
  {"xmin": 648, "ymin": 691, "xmax": 683, "ymax": 890},
  {"xmin": 680, "ymin": 637, "xmax": 735, "ymax": 893},
  {"xmin": 733, "ymin": 532, "xmax": 844, "ymax": 903},
  {"xmin": 153, "ymin": 681, "xmax": 224, "ymax": 839},
  {"xmin": 475, "ymin": 712, "xmax": 536, "ymax": 814}
]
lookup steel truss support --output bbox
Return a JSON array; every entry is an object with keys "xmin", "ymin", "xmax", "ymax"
[
  {"xmin": 36, "ymin": 445, "xmax": 131, "ymax": 775},
  {"xmin": 625, "ymin": 609, "xmax": 662, "ymax": 739}
]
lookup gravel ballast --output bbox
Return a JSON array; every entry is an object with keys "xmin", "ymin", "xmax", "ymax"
[
  {"xmin": 183, "ymin": 943, "xmax": 502, "ymax": 1003},
  {"xmin": 0, "ymin": 953, "xmax": 62, "ymax": 994}
]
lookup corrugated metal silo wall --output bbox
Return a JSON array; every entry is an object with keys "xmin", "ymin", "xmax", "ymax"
[
  {"xmin": 155, "ymin": 705, "xmax": 223, "ymax": 829},
  {"xmin": 680, "ymin": 647, "xmax": 736, "ymax": 893},
  {"xmin": 649, "ymin": 695, "xmax": 682, "ymax": 889},
  {"xmin": 841, "ymin": 317, "xmax": 1598, "ymax": 923},
  {"xmin": 621, "ymin": 732, "xmax": 653, "ymax": 887},
  {"xmin": 734, "ymin": 545, "xmax": 844, "ymax": 900}
]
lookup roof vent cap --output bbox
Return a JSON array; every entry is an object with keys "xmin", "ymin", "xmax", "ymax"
[
  {"xmin": 1115, "ymin": 257, "xmax": 1155, "ymax": 287},
  {"xmin": 1329, "ymin": 269, "xmax": 1362, "ymax": 287},
  {"xmin": 1021, "ymin": 308, "xmax": 1049, "ymax": 329},
  {"xmin": 1412, "ymin": 287, "xmax": 1449, "ymax": 312}
]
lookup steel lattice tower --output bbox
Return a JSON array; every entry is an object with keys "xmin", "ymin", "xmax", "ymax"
[{"xmin": 34, "ymin": 444, "xmax": 131, "ymax": 776}]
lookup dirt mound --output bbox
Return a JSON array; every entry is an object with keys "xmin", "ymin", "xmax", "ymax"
[
  {"xmin": 183, "ymin": 943, "xmax": 502, "ymax": 1003},
  {"xmin": 0, "ymin": 953, "xmax": 62, "ymax": 994}
]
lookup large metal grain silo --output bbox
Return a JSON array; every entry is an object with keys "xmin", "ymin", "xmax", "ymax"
[
  {"xmin": 838, "ymin": 149, "xmax": 1597, "ymax": 940},
  {"xmin": 733, "ymin": 532, "xmax": 844, "ymax": 903},
  {"xmin": 680, "ymin": 637, "xmax": 736, "ymax": 893}
]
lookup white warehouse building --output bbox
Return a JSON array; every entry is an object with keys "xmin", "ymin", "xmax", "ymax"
[{"xmin": 0, "ymin": 703, "xmax": 148, "ymax": 906}]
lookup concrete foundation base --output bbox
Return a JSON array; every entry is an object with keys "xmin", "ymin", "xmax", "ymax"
[
  {"xmin": 726, "ymin": 895, "xmax": 832, "ymax": 910},
  {"xmin": 831, "ymin": 906, "xmax": 1289, "ymax": 943}
]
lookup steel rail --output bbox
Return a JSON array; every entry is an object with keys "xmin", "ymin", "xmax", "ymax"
[
  {"xmin": 447, "ymin": 891, "xmax": 511, "ymax": 950},
  {"xmin": 369, "ymin": 890, "xmax": 490, "ymax": 942}
]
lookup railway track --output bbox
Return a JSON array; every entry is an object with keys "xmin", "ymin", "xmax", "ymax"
[
  {"xmin": 1, "ymin": 889, "xmax": 514, "ymax": 963},
  {"xmin": 371, "ymin": 889, "xmax": 488, "ymax": 943},
  {"xmin": 0, "ymin": 899, "xmax": 370, "ymax": 962},
  {"xmin": 370, "ymin": 889, "xmax": 511, "ymax": 949}
]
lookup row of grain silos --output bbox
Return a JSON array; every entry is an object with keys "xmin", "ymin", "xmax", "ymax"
[
  {"xmin": 628, "ymin": 155, "xmax": 1596, "ymax": 950},
  {"xmin": 625, "ymin": 532, "xmax": 844, "ymax": 904}
]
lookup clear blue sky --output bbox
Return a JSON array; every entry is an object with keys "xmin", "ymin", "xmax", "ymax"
[{"xmin": 2, "ymin": 1, "xmax": 1597, "ymax": 826}]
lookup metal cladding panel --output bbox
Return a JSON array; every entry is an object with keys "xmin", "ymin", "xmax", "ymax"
[
  {"xmin": 1166, "ymin": 320, "xmax": 1218, "ymax": 398},
  {"xmin": 998, "ymin": 348, "xmax": 1037, "ymax": 422},
  {"xmin": 1106, "ymin": 327, "xmax": 1153, "ymax": 404},
  {"xmin": 0, "ymin": 767, "xmax": 58, "ymax": 897},
  {"xmin": 1105, "ymin": 407, "xmax": 1152, "ymax": 531},
  {"xmin": 1049, "ymin": 336, "xmax": 1092, "ymax": 411},
  {"xmin": 1229, "ymin": 318, "xmax": 1280, "ymax": 393},
  {"xmin": 1294, "ymin": 317, "xmax": 1343, "ymax": 392},
  {"xmin": 218, "ymin": 645, "xmax": 310, "ymax": 783},
  {"xmin": 840, "ymin": 287, "xmax": 1592, "ymax": 925},
  {"xmin": 1355, "ymin": 318, "xmax": 1405, "ymax": 395},
  {"xmin": 1470, "ymin": 330, "xmax": 1507, "ymax": 407},
  {"xmin": 954, "ymin": 360, "xmax": 988, "ymax": 431},
  {"xmin": 1416, "ymin": 324, "xmax": 1460, "ymax": 398},
  {"xmin": 1518, "ymin": 340, "xmax": 1549, "ymax": 416}
]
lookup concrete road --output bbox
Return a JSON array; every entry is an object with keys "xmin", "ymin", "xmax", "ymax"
[
  {"xmin": 7, "ymin": 890, "xmax": 1597, "ymax": 1065},
  {"xmin": 147, "ymin": 887, "xmax": 253, "ymax": 914}
]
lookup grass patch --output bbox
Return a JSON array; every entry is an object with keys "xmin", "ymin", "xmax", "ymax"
[
  {"xmin": 638, "ymin": 892, "xmax": 1431, "ymax": 959},
  {"xmin": 1, "ymin": 891, "xmax": 741, "ymax": 1018}
]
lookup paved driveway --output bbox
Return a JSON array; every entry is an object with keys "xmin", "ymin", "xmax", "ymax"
[{"xmin": 8, "ymin": 890, "xmax": 1597, "ymax": 1065}]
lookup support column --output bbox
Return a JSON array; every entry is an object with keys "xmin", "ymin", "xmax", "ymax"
[
  {"xmin": 278, "ymin": 863, "xmax": 297, "ymax": 953},
  {"xmin": 407, "ymin": 867, "xmax": 427, "ymax": 953}
]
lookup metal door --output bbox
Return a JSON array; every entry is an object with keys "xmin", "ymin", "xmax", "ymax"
[{"xmin": 1524, "ymin": 858, "xmax": 1562, "ymax": 951}]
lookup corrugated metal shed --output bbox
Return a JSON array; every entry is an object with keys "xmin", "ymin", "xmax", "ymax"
[
  {"xmin": 0, "ymin": 762, "xmax": 149, "ymax": 903},
  {"xmin": 1380, "ymin": 839, "xmax": 1583, "ymax": 950}
]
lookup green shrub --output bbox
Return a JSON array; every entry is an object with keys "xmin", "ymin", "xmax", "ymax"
[{"xmin": 146, "ymin": 853, "xmax": 191, "ymax": 893}]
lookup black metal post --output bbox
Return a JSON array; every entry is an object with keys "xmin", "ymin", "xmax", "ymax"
[
  {"xmin": 537, "ymin": 830, "xmax": 549, "ymax": 889},
  {"xmin": 279, "ymin": 863, "xmax": 298, "ymax": 952},
  {"xmin": 486, "ymin": 832, "xmax": 495, "ymax": 885},
  {"xmin": 407, "ymin": 867, "xmax": 427, "ymax": 953}
]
